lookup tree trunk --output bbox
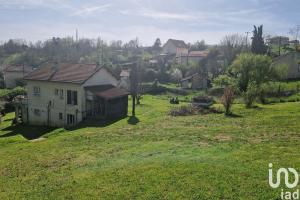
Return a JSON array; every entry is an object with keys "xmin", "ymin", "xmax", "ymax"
[{"xmin": 132, "ymin": 95, "xmax": 136, "ymax": 116}]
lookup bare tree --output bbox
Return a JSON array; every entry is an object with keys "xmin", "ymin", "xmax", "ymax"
[
  {"xmin": 219, "ymin": 34, "xmax": 247, "ymax": 67},
  {"xmin": 289, "ymin": 25, "xmax": 300, "ymax": 49}
]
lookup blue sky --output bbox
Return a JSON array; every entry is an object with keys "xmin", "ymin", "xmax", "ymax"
[{"xmin": 0, "ymin": 0, "xmax": 299, "ymax": 45}]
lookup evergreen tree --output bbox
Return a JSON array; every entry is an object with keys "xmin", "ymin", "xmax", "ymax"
[{"xmin": 251, "ymin": 25, "xmax": 267, "ymax": 55}]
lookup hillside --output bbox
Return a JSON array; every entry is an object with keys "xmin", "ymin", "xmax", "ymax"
[{"xmin": 0, "ymin": 95, "xmax": 300, "ymax": 199}]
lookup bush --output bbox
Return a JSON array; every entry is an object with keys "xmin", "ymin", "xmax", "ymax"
[
  {"xmin": 169, "ymin": 105, "xmax": 197, "ymax": 116},
  {"xmin": 169, "ymin": 105, "xmax": 221, "ymax": 116},
  {"xmin": 221, "ymin": 87, "xmax": 235, "ymax": 115},
  {"xmin": 208, "ymin": 87, "xmax": 224, "ymax": 96},
  {"xmin": 212, "ymin": 75, "xmax": 236, "ymax": 88},
  {"xmin": 143, "ymin": 69, "xmax": 158, "ymax": 82},
  {"xmin": 243, "ymin": 83, "xmax": 259, "ymax": 108}
]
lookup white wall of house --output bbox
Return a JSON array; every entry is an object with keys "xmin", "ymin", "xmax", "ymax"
[
  {"xmin": 26, "ymin": 80, "xmax": 84, "ymax": 127},
  {"xmin": 83, "ymin": 68, "xmax": 118, "ymax": 87}
]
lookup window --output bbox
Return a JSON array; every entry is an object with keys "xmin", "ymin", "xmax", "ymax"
[
  {"xmin": 298, "ymin": 64, "xmax": 300, "ymax": 72},
  {"xmin": 33, "ymin": 86, "xmax": 40, "ymax": 96},
  {"xmin": 34, "ymin": 109, "xmax": 40, "ymax": 116},
  {"xmin": 54, "ymin": 88, "xmax": 59, "ymax": 95},
  {"xmin": 59, "ymin": 113, "xmax": 63, "ymax": 120},
  {"xmin": 67, "ymin": 114, "xmax": 75, "ymax": 125},
  {"xmin": 59, "ymin": 89, "xmax": 64, "ymax": 99},
  {"xmin": 67, "ymin": 90, "xmax": 77, "ymax": 105}
]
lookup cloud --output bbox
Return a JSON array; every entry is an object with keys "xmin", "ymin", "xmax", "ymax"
[
  {"xmin": 0, "ymin": 0, "xmax": 70, "ymax": 10},
  {"xmin": 140, "ymin": 9, "xmax": 196, "ymax": 21},
  {"xmin": 72, "ymin": 4, "xmax": 111, "ymax": 16}
]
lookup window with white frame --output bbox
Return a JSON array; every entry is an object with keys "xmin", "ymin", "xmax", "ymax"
[
  {"xmin": 54, "ymin": 88, "xmax": 59, "ymax": 95},
  {"xmin": 33, "ymin": 86, "xmax": 40, "ymax": 96}
]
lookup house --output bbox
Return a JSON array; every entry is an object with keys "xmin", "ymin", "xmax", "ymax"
[
  {"xmin": 118, "ymin": 69, "xmax": 130, "ymax": 90},
  {"xmin": 267, "ymin": 36, "xmax": 290, "ymax": 46},
  {"xmin": 162, "ymin": 39, "xmax": 189, "ymax": 57},
  {"xmin": 15, "ymin": 63, "xmax": 129, "ymax": 127},
  {"xmin": 273, "ymin": 52, "xmax": 300, "ymax": 80},
  {"xmin": 3, "ymin": 65, "xmax": 34, "ymax": 88},
  {"xmin": 180, "ymin": 73, "xmax": 208, "ymax": 90},
  {"xmin": 176, "ymin": 50, "xmax": 209, "ymax": 65}
]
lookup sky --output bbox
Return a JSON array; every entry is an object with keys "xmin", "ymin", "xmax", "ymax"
[{"xmin": 0, "ymin": 0, "xmax": 299, "ymax": 45}]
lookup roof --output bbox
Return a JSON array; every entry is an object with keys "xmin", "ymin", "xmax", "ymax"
[
  {"xmin": 24, "ymin": 63, "xmax": 109, "ymax": 84},
  {"xmin": 176, "ymin": 51, "xmax": 209, "ymax": 58},
  {"xmin": 84, "ymin": 84, "xmax": 115, "ymax": 93},
  {"xmin": 4, "ymin": 65, "xmax": 34, "ymax": 73},
  {"xmin": 180, "ymin": 73, "xmax": 199, "ymax": 82},
  {"xmin": 188, "ymin": 51, "xmax": 209, "ymax": 57},
  {"xmin": 120, "ymin": 70, "xmax": 130, "ymax": 77},
  {"xmin": 95, "ymin": 87, "xmax": 129, "ymax": 99},
  {"xmin": 165, "ymin": 39, "xmax": 188, "ymax": 48}
]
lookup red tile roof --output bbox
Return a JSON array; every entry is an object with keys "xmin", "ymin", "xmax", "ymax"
[
  {"xmin": 188, "ymin": 51, "xmax": 209, "ymax": 57},
  {"xmin": 95, "ymin": 87, "xmax": 129, "ymax": 99},
  {"xmin": 24, "ymin": 63, "xmax": 103, "ymax": 84},
  {"xmin": 120, "ymin": 70, "xmax": 130, "ymax": 77}
]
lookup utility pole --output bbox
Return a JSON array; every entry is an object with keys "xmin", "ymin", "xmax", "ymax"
[
  {"xmin": 245, "ymin": 31, "xmax": 250, "ymax": 48},
  {"xmin": 278, "ymin": 36, "xmax": 282, "ymax": 56},
  {"xmin": 295, "ymin": 25, "xmax": 300, "ymax": 50}
]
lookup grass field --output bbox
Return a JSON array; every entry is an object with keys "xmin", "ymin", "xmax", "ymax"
[{"xmin": 0, "ymin": 95, "xmax": 300, "ymax": 199}]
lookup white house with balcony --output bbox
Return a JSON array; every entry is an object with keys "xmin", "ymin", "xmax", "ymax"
[{"xmin": 15, "ymin": 63, "xmax": 128, "ymax": 127}]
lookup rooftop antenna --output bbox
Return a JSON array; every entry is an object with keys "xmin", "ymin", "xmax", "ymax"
[{"xmin": 76, "ymin": 29, "xmax": 78, "ymax": 42}]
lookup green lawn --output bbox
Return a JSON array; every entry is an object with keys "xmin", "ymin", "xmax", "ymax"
[{"xmin": 0, "ymin": 95, "xmax": 300, "ymax": 199}]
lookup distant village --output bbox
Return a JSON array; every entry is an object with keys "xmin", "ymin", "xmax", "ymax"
[{"xmin": 0, "ymin": 29, "xmax": 300, "ymax": 127}]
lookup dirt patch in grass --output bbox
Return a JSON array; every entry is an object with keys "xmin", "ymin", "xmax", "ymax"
[{"xmin": 214, "ymin": 134, "xmax": 232, "ymax": 142}]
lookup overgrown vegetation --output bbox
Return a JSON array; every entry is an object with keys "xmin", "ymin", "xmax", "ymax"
[{"xmin": 221, "ymin": 87, "xmax": 235, "ymax": 115}]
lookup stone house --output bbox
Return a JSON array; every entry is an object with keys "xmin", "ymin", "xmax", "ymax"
[{"xmin": 162, "ymin": 39, "xmax": 189, "ymax": 57}]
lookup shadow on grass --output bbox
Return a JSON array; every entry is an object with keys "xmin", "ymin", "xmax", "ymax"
[
  {"xmin": 246, "ymin": 105, "xmax": 263, "ymax": 110},
  {"xmin": 225, "ymin": 113, "xmax": 243, "ymax": 118},
  {"xmin": 127, "ymin": 116, "xmax": 140, "ymax": 125},
  {"xmin": 0, "ymin": 125, "xmax": 56, "ymax": 140},
  {"xmin": 70, "ymin": 116, "xmax": 128, "ymax": 130}
]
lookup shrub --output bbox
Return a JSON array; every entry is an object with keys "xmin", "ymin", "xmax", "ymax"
[
  {"xmin": 208, "ymin": 87, "xmax": 224, "ymax": 96},
  {"xmin": 169, "ymin": 105, "xmax": 196, "ymax": 116},
  {"xmin": 212, "ymin": 75, "xmax": 236, "ymax": 88},
  {"xmin": 243, "ymin": 83, "xmax": 259, "ymax": 108},
  {"xmin": 221, "ymin": 87, "xmax": 235, "ymax": 115},
  {"xmin": 169, "ymin": 105, "xmax": 221, "ymax": 116}
]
